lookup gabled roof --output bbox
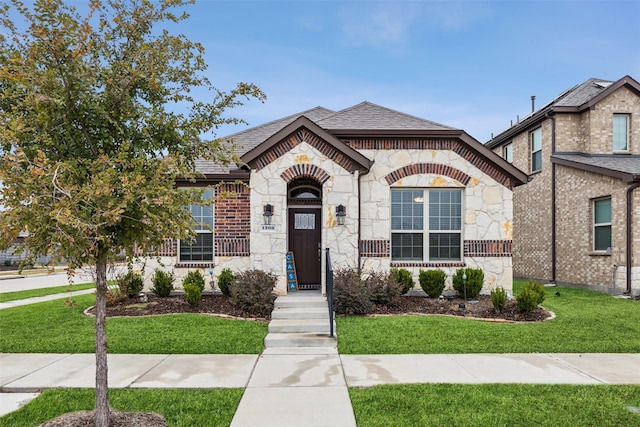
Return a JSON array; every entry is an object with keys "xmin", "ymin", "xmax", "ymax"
[
  {"xmin": 552, "ymin": 153, "xmax": 640, "ymax": 183},
  {"xmin": 486, "ymin": 75, "xmax": 640, "ymax": 148}
]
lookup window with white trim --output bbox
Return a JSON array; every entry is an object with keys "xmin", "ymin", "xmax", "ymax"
[
  {"xmin": 593, "ymin": 197, "xmax": 611, "ymax": 252},
  {"xmin": 391, "ymin": 188, "xmax": 462, "ymax": 261},
  {"xmin": 530, "ymin": 127, "xmax": 542, "ymax": 172},
  {"xmin": 179, "ymin": 188, "xmax": 214, "ymax": 262},
  {"xmin": 613, "ymin": 114, "xmax": 629, "ymax": 151},
  {"xmin": 503, "ymin": 142, "xmax": 513, "ymax": 163}
]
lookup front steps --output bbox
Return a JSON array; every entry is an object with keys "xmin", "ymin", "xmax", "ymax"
[{"xmin": 265, "ymin": 294, "xmax": 337, "ymax": 349}]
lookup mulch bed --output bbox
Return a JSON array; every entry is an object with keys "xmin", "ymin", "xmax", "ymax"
[
  {"xmin": 39, "ymin": 410, "xmax": 166, "ymax": 427},
  {"xmin": 89, "ymin": 292, "xmax": 551, "ymax": 323}
]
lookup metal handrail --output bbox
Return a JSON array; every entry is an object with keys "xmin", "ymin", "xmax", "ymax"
[{"xmin": 325, "ymin": 248, "xmax": 335, "ymax": 338}]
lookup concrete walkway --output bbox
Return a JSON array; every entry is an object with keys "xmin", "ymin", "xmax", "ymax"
[{"xmin": 2, "ymin": 352, "xmax": 640, "ymax": 422}]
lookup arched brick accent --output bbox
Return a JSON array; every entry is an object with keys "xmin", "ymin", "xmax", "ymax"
[
  {"xmin": 385, "ymin": 163, "xmax": 471, "ymax": 185},
  {"xmin": 280, "ymin": 164, "xmax": 331, "ymax": 184}
]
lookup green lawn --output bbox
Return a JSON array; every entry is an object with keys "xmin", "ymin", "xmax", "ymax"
[
  {"xmin": 0, "ymin": 388, "xmax": 242, "ymax": 427},
  {"xmin": 337, "ymin": 284, "xmax": 640, "ymax": 354},
  {"xmin": 0, "ymin": 294, "xmax": 267, "ymax": 354},
  {"xmin": 0, "ymin": 283, "xmax": 95, "ymax": 302},
  {"xmin": 350, "ymin": 384, "xmax": 640, "ymax": 426}
]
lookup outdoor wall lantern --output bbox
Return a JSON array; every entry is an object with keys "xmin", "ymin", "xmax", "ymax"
[
  {"xmin": 263, "ymin": 204, "xmax": 274, "ymax": 225},
  {"xmin": 336, "ymin": 204, "xmax": 346, "ymax": 226}
]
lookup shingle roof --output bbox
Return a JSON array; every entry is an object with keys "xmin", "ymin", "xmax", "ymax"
[
  {"xmin": 553, "ymin": 78, "xmax": 613, "ymax": 107},
  {"xmin": 552, "ymin": 153, "xmax": 640, "ymax": 182}
]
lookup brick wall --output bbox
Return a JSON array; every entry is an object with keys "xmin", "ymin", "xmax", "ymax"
[{"xmin": 214, "ymin": 182, "xmax": 250, "ymax": 256}]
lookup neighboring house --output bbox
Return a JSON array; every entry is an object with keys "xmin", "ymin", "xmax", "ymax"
[
  {"xmin": 142, "ymin": 102, "xmax": 527, "ymax": 295},
  {"xmin": 486, "ymin": 76, "xmax": 640, "ymax": 295}
]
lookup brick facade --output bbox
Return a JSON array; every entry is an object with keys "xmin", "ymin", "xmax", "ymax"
[{"xmin": 214, "ymin": 182, "xmax": 250, "ymax": 256}]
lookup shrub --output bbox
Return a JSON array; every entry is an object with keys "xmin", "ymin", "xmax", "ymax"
[
  {"xmin": 117, "ymin": 270, "xmax": 145, "ymax": 298},
  {"xmin": 229, "ymin": 269, "xmax": 276, "ymax": 315},
  {"xmin": 183, "ymin": 270, "xmax": 206, "ymax": 292},
  {"xmin": 517, "ymin": 281, "xmax": 545, "ymax": 313},
  {"xmin": 106, "ymin": 287, "xmax": 127, "ymax": 306},
  {"xmin": 333, "ymin": 267, "xmax": 372, "ymax": 315},
  {"xmin": 151, "ymin": 270, "xmax": 175, "ymax": 297},
  {"xmin": 390, "ymin": 267, "xmax": 414, "ymax": 294},
  {"xmin": 490, "ymin": 287, "xmax": 508, "ymax": 312},
  {"xmin": 419, "ymin": 269, "xmax": 447, "ymax": 298},
  {"xmin": 184, "ymin": 283, "xmax": 202, "ymax": 307},
  {"xmin": 452, "ymin": 267, "xmax": 484, "ymax": 299},
  {"xmin": 217, "ymin": 268, "xmax": 234, "ymax": 296},
  {"xmin": 366, "ymin": 270, "xmax": 402, "ymax": 306}
]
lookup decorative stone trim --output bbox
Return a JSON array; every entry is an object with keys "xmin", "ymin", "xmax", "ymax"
[
  {"xmin": 464, "ymin": 240, "xmax": 512, "ymax": 257},
  {"xmin": 360, "ymin": 239, "xmax": 390, "ymax": 257},
  {"xmin": 347, "ymin": 138, "xmax": 513, "ymax": 189},
  {"xmin": 254, "ymin": 127, "xmax": 359, "ymax": 173},
  {"xmin": 175, "ymin": 263, "xmax": 212, "ymax": 268},
  {"xmin": 385, "ymin": 163, "xmax": 471, "ymax": 186},
  {"xmin": 215, "ymin": 238, "xmax": 250, "ymax": 256},
  {"xmin": 391, "ymin": 262, "xmax": 466, "ymax": 268},
  {"xmin": 134, "ymin": 239, "xmax": 176, "ymax": 257},
  {"xmin": 280, "ymin": 164, "xmax": 330, "ymax": 184}
]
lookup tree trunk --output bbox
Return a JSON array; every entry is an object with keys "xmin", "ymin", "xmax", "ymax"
[{"xmin": 95, "ymin": 254, "xmax": 110, "ymax": 427}]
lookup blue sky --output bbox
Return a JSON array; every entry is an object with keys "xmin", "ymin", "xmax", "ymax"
[{"xmin": 40, "ymin": 1, "xmax": 640, "ymax": 142}]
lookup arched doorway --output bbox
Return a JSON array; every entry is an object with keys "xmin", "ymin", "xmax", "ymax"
[{"xmin": 287, "ymin": 178, "xmax": 322, "ymax": 290}]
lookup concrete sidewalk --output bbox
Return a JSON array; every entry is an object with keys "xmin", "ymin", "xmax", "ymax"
[{"xmin": 2, "ymin": 352, "xmax": 639, "ymax": 422}]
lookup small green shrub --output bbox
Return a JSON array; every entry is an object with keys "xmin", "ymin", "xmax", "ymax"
[
  {"xmin": 366, "ymin": 270, "xmax": 402, "ymax": 306},
  {"xmin": 333, "ymin": 267, "xmax": 372, "ymax": 315},
  {"xmin": 452, "ymin": 267, "xmax": 484, "ymax": 299},
  {"xmin": 419, "ymin": 269, "xmax": 447, "ymax": 298},
  {"xmin": 390, "ymin": 267, "xmax": 414, "ymax": 294},
  {"xmin": 229, "ymin": 269, "xmax": 276, "ymax": 315},
  {"xmin": 151, "ymin": 270, "xmax": 174, "ymax": 297},
  {"xmin": 183, "ymin": 270, "xmax": 206, "ymax": 292},
  {"xmin": 184, "ymin": 283, "xmax": 202, "ymax": 307},
  {"xmin": 217, "ymin": 268, "xmax": 234, "ymax": 296},
  {"xmin": 517, "ymin": 281, "xmax": 545, "ymax": 313},
  {"xmin": 491, "ymin": 287, "xmax": 508, "ymax": 312},
  {"xmin": 117, "ymin": 270, "xmax": 145, "ymax": 298}
]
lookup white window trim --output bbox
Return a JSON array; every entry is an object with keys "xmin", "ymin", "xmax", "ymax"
[
  {"xmin": 503, "ymin": 142, "xmax": 513, "ymax": 163},
  {"xmin": 178, "ymin": 188, "xmax": 215, "ymax": 263},
  {"xmin": 390, "ymin": 188, "xmax": 463, "ymax": 262},
  {"xmin": 530, "ymin": 127, "xmax": 542, "ymax": 173},
  {"xmin": 592, "ymin": 197, "xmax": 612, "ymax": 253},
  {"xmin": 613, "ymin": 113, "xmax": 629, "ymax": 152}
]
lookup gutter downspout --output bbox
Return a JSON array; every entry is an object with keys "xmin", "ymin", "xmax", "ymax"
[
  {"xmin": 357, "ymin": 170, "xmax": 362, "ymax": 274},
  {"xmin": 547, "ymin": 111, "xmax": 557, "ymax": 283},
  {"xmin": 625, "ymin": 181, "xmax": 640, "ymax": 294}
]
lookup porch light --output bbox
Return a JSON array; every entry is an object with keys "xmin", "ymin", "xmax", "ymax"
[
  {"xmin": 263, "ymin": 204, "xmax": 273, "ymax": 225},
  {"xmin": 336, "ymin": 204, "xmax": 346, "ymax": 226}
]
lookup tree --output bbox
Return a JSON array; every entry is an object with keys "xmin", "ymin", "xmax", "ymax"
[{"xmin": 0, "ymin": 1, "xmax": 264, "ymax": 425}]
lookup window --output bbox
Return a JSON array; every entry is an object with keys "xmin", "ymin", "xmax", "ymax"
[
  {"xmin": 391, "ymin": 189, "xmax": 462, "ymax": 261},
  {"xmin": 179, "ymin": 188, "xmax": 214, "ymax": 262},
  {"xmin": 593, "ymin": 197, "xmax": 611, "ymax": 252},
  {"xmin": 503, "ymin": 142, "xmax": 513, "ymax": 163},
  {"xmin": 530, "ymin": 127, "xmax": 542, "ymax": 172},
  {"xmin": 613, "ymin": 114, "xmax": 629, "ymax": 151}
]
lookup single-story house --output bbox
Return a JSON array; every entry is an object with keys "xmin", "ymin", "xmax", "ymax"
[{"xmin": 140, "ymin": 102, "xmax": 528, "ymax": 295}]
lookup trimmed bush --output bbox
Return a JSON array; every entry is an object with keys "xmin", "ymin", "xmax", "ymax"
[
  {"xmin": 184, "ymin": 283, "xmax": 202, "ymax": 307},
  {"xmin": 183, "ymin": 270, "xmax": 206, "ymax": 292},
  {"xmin": 229, "ymin": 269, "xmax": 276, "ymax": 315},
  {"xmin": 117, "ymin": 270, "xmax": 144, "ymax": 298},
  {"xmin": 419, "ymin": 269, "xmax": 447, "ymax": 298},
  {"xmin": 452, "ymin": 267, "xmax": 484, "ymax": 299},
  {"xmin": 390, "ymin": 267, "xmax": 414, "ymax": 294},
  {"xmin": 366, "ymin": 270, "xmax": 402, "ymax": 306},
  {"xmin": 151, "ymin": 270, "xmax": 175, "ymax": 297},
  {"xmin": 517, "ymin": 281, "xmax": 545, "ymax": 313},
  {"xmin": 217, "ymin": 268, "xmax": 234, "ymax": 296},
  {"xmin": 491, "ymin": 286, "xmax": 508, "ymax": 312},
  {"xmin": 333, "ymin": 267, "xmax": 372, "ymax": 315}
]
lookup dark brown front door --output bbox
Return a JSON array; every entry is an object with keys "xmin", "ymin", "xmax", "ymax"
[{"xmin": 288, "ymin": 208, "xmax": 321, "ymax": 290}]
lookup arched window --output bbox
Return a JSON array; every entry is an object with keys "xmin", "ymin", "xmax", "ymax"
[{"xmin": 288, "ymin": 178, "xmax": 322, "ymax": 205}]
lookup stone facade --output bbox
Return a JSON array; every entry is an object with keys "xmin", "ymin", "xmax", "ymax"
[{"xmin": 489, "ymin": 76, "xmax": 640, "ymax": 294}]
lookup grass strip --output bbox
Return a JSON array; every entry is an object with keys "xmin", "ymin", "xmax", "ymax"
[
  {"xmin": 337, "ymin": 284, "xmax": 640, "ymax": 354},
  {"xmin": 0, "ymin": 294, "xmax": 267, "ymax": 354},
  {"xmin": 0, "ymin": 388, "xmax": 243, "ymax": 427},
  {"xmin": 349, "ymin": 384, "xmax": 640, "ymax": 427},
  {"xmin": 0, "ymin": 283, "xmax": 95, "ymax": 302}
]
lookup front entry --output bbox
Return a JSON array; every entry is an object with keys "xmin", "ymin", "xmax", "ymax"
[{"xmin": 288, "ymin": 208, "xmax": 321, "ymax": 290}]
